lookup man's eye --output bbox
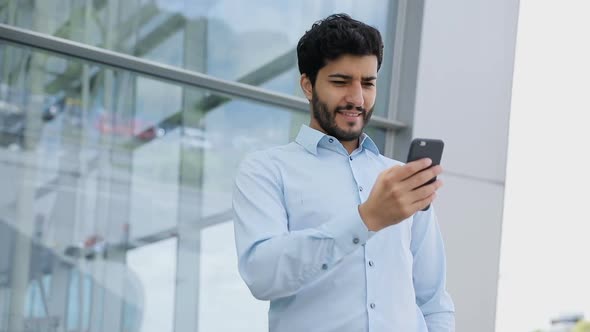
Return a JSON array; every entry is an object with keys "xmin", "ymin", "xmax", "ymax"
[
  {"xmin": 331, "ymin": 81, "xmax": 346, "ymax": 85},
  {"xmin": 363, "ymin": 82, "xmax": 375, "ymax": 87}
]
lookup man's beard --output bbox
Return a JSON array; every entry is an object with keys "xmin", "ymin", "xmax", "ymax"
[{"xmin": 311, "ymin": 90, "xmax": 373, "ymax": 142}]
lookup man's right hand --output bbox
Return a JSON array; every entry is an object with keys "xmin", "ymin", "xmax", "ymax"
[{"xmin": 358, "ymin": 158, "xmax": 443, "ymax": 232}]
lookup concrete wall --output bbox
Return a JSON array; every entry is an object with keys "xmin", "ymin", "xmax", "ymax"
[{"xmin": 412, "ymin": 1, "xmax": 520, "ymax": 331}]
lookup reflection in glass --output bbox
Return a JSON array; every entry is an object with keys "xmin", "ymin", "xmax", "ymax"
[
  {"xmin": 198, "ymin": 221, "xmax": 268, "ymax": 332},
  {"xmin": 0, "ymin": 41, "xmax": 394, "ymax": 331},
  {"xmin": 0, "ymin": 0, "xmax": 394, "ymax": 115},
  {"xmin": 127, "ymin": 238, "xmax": 177, "ymax": 332}
]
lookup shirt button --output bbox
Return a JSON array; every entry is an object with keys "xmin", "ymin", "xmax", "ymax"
[
  {"xmin": 322, "ymin": 264, "xmax": 328, "ymax": 270},
  {"xmin": 328, "ymin": 138, "xmax": 334, "ymax": 143},
  {"xmin": 349, "ymin": 156, "xmax": 353, "ymax": 161},
  {"xmin": 368, "ymin": 261, "xmax": 374, "ymax": 267},
  {"xmin": 352, "ymin": 237, "xmax": 360, "ymax": 244},
  {"xmin": 370, "ymin": 303, "xmax": 376, "ymax": 309},
  {"xmin": 359, "ymin": 186, "xmax": 363, "ymax": 192}
]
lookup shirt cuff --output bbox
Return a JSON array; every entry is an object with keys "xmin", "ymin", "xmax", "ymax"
[{"xmin": 319, "ymin": 205, "xmax": 374, "ymax": 262}]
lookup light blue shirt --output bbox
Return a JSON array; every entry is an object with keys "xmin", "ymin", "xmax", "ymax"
[{"xmin": 233, "ymin": 124, "xmax": 455, "ymax": 332}]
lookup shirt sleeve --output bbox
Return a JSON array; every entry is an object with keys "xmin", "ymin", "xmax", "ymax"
[
  {"xmin": 232, "ymin": 151, "xmax": 372, "ymax": 301},
  {"xmin": 411, "ymin": 206, "xmax": 456, "ymax": 332}
]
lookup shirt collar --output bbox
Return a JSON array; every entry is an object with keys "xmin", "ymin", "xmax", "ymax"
[
  {"xmin": 295, "ymin": 124, "xmax": 380, "ymax": 156},
  {"xmin": 359, "ymin": 132, "xmax": 380, "ymax": 155}
]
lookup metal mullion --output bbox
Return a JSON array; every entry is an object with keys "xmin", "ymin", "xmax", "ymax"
[
  {"xmin": 386, "ymin": 0, "xmax": 426, "ymax": 161},
  {"xmin": 387, "ymin": 0, "xmax": 407, "ymax": 122},
  {"xmin": 384, "ymin": 0, "xmax": 407, "ymax": 158}
]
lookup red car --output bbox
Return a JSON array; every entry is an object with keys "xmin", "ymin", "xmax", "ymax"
[{"xmin": 95, "ymin": 113, "xmax": 165, "ymax": 140}]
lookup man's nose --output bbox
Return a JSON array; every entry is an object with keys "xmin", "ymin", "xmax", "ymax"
[{"xmin": 344, "ymin": 82, "xmax": 364, "ymax": 107}]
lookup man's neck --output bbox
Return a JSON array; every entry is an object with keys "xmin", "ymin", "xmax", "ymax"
[
  {"xmin": 308, "ymin": 123, "xmax": 360, "ymax": 155},
  {"xmin": 341, "ymin": 139, "xmax": 359, "ymax": 155}
]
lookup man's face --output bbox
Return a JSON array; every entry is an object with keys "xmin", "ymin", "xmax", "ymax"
[{"xmin": 302, "ymin": 54, "xmax": 378, "ymax": 141}]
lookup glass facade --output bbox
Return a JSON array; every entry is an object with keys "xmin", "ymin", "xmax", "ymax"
[{"xmin": 0, "ymin": 1, "xmax": 403, "ymax": 331}]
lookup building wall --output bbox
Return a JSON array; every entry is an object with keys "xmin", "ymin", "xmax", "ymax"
[{"xmin": 412, "ymin": 0, "xmax": 520, "ymax": 331}]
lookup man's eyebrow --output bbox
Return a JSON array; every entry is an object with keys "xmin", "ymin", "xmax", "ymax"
[
  {"xmin": 328, "ymin": 74, "xmax": 352, "ymax": 80},
  {"xmin": 327, "ymin": 74, "xmax": 377, "ymax": 81}
]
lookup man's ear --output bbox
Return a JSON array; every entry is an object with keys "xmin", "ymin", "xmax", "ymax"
[{"xmin": 300, "ymin": 74, "xmax": 313, "ymax": 101}]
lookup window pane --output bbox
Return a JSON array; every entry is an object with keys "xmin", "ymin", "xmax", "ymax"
[
  {"xmin": 199, "ymin": 221, "xmax": 268, "ymax": 332},
  {"xmin": 127, "ymin": 238, "xmax": 177, "ymax": 332}
]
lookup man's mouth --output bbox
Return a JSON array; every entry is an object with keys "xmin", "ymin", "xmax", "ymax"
[{"xmin": 337, "ymin": 110, "xmax": 363, "ymax": 118}]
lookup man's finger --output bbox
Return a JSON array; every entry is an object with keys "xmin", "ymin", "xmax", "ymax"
[
  {"xmin": 403, "ymin": 165, "xmax": 443, "ymax": 191},
  {"xmin": 411, "ymin": 191, "xmax": 437, "ymax": 212},
  {"xmin": 386, "ymin": 158, "xmax": 432, "ymax": 181},
  {"xmin": 408, "ymin": 179, "xmax": 443, "ymax": 204}
]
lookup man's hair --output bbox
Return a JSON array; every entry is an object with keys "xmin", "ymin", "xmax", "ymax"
[{"xmin": 296, "ymin": 13, "xmax": 384, "ymax": 86}]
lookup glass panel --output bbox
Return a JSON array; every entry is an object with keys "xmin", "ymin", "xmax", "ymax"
[
  {"xmin": 127, "ymin": 238, "xmax": 177, "ymax": 332},
  {"xmin": 0, "ymin": 41, "xmax": 391, "ymax": 332},
  {"xmin": 0, "ymin": 0, "xmax": 395, "ymax": 116},
  {"xmin": 199, "ymin": 221, "xmax": 268, "ymax": 332}
]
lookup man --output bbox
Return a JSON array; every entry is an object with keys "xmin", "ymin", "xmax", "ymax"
[{"xmin": 232, "ymin": 13, "xmax": 455, "ymax": 331}]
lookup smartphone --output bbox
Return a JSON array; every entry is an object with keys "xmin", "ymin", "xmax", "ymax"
[{"xmin": 406, "ymin": 138, "xmax": 444, "ymax": 211}]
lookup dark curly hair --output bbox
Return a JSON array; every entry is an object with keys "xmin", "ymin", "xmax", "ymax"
[{"xmin": 297, "ymin": 13, "xmax": 384, "ymax": 86}]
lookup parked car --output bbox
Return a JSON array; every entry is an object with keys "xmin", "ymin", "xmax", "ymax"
[{"xmin": 95, "ymin": 113, "xmax": 165, "ymax": 140}]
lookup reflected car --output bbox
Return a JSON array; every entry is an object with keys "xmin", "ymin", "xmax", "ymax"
[
  {"xmin": 95, "ymin": 113, "xmax": 165, "ymax": 140},
  {"xmin": 41, "ymin": 97, "xmax": 65, "ymax": 122}
]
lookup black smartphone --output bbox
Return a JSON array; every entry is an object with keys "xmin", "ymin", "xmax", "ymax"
[{"xmin": 406, "ymin": 138, "xmax": 444, "ymax": 211}]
